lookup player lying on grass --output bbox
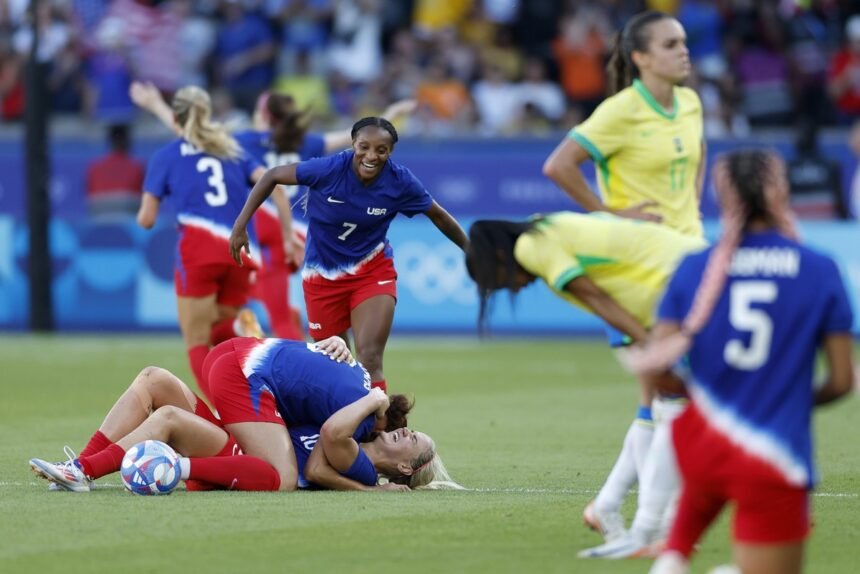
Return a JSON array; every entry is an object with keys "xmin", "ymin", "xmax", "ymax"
[
  {"xmin": 465, "ymin": 210, "xmax": 707, "ymax": 557},
  {"xmin": 29, "ymin": 337, "xmax": 458, "ymax": 491}
]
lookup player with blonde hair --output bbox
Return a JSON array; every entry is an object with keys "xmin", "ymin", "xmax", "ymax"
[{"xmin": 136, "ymin": 85, "xmax": 279, "ymax": 400}]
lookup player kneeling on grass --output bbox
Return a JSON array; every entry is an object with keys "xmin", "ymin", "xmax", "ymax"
[
  {"xmin": 29, "ymin": 339, "xmax": 459, "ymax": 492},
  {"xmin": 628, "ymin": 150, "xmax": 855, "ymax": 574}
]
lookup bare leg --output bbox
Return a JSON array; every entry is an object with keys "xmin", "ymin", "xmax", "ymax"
[
  {"xmin": 115, "ymin": 406, "xmax": 229, "ymax": 457},
  {"xmin": 176, "ymin": 294, "xmax": 219, "ymax": 348},
  {"xmin": 350, "ymin": 295, "xmax": 395, "ymax": 383},
  {"xmin": 224, "ymin": 421, "xmax": 298, "ymax": 492},
  {"xmin": 99, "ymin": 367, "xmax": 200, "ymax": 442},
  {"xmin": 733, "ymin": 541, "xmax": 804, "ymax": 574}
]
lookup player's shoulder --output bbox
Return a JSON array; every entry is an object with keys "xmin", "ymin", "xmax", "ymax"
[
  {"xmin": 589, "ymin": 87, "xmax": 636, "ymax": 119},
  {"xmin": 675, "ymin": 86, "xmax": 702, "ymax": 112},
  {"xmin": 153, "ymin": 138, "xmax": 184, "ymax": 158}
]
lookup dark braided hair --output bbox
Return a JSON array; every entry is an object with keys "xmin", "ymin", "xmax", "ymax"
[
  {"xmin": 351, "ymin": 116, "xmax": 399, "ymax": 144},
  {"xmin": 465, "ymin": 219, "xmax": 539, "ymax": 334},
  {"xmin": 267, "ymin": 92, "xmax": 312, "ymax": 154},
  {"xmin": 606, "ymin": 11, "xmax": 671, "ymax": 95}
]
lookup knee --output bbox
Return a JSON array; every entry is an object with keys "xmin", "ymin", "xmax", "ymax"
[
  {"xmin": 150, "ymin": 405, "xmax": 182, "ymax": 430},
  {"xmin": 355, "ymin": 344, "xmax": 385, "ymax": 372}
]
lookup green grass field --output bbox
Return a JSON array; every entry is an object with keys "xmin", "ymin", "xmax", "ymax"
[{"xmin": 0, "ymin": 336, "xmax": 857, "ymax": 574}]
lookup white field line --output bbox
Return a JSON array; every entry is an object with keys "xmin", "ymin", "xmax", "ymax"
[{"xmin": 3, "ymin": 482, "xmax": 858, "ymax": 498}]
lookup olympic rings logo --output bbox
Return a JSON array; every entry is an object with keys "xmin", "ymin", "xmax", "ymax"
[{"xmin": 396, "ymin": 241, "xmax": 476, "ymax": 305}]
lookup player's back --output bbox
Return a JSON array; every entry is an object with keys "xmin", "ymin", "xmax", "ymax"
[
  {"xmin": 145, "ymin": 138, "xmax": 256, "ymax": 229},
  {"xmin": 239, "ymin": 338, "xmax": 373, "ymax": 435},
  {"xmin": 678, "ymin": 231, "xmax": 852, "ymax": 485}
]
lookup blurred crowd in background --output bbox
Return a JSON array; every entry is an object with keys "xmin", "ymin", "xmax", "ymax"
[{"xmin": 4, "ymin": 0, "xmax": 860, "ymax": 137}]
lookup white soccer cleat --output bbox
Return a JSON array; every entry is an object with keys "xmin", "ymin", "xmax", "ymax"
[
  {"xmin": 582, "ymin": 500, "xmax": 627, "ymax": 542},
  {"xmin": 234, "ymin": 308, "xmax": 264, "ymax": 339},
  {"xmin": 649, "ymin": 551, "xmax": 689, "ymax": 573},
  {"xmin": 577, "ymin": 531, "xmax": 663, "ymax": 559},
  {"xmin": 707, "ymin": 566, "xmax": 741, "ymax": 574},
  {"xmin": 29, "ymin": 446, "xmax": 92, "ymax": 493}
]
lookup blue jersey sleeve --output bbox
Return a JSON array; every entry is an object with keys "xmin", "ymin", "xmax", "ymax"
[
  {"xmin": 342, "ymin": 448, "xmax": 378, "ymax": 486},
  {"xmin": 238, "ymin": 152, "xmax": 262, "ymax": 182},
  {"xmin": 301, "ymin": 133, "xmax": 326, "ymax": 159},
  {"xmin": 396, "ymin": 165, "xmax": 434, "ymax": 217},
  {"xmin": 658, "ymin": 253, "xmax": 703, "ymax": 323},
  {"xmin": 143, "ymin": 145, "xmax": 173, "ymax": 200},
  {"xmin": 820, "ymin": 257, "xmax": 854, "ymax": 333},
  {"xmin": 296, "ymin": 155, "xmax": 336, "ymax": 188}
]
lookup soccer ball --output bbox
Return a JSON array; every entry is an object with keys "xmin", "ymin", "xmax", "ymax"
[{"xmin": 120, "ymin": 440, "xmax": 181, "ymax": 495}]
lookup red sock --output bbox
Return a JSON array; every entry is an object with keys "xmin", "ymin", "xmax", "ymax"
[
  {"xmin": 78, "ymin": 430, "xmax": 112, "ymax": 459},
  {"xmin": 189, "ymin": 455, "xmax": 281, "ymax": 491},
  {"xmin": 187, "ymin": 345, "xmax": 210, "ymax": 398},
  {"xmin": 371, "ymin": 379, "xmax": 387, "ymax": 393},
  {"xmin": 209, "ymin": 319, "xmax": 235, "ymax": 346},
  {"xmin": 78, "ymin": 443, "xmax": 125, "ymax": 479},
  {"xmin": 193, "ymin": 395, "xmax": 220, "ymax": 426}
]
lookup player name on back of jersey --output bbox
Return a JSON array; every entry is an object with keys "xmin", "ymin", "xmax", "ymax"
[
  {"xmin": 180, "ymin": 143, "xmax": 205, "ymax": 157},
  {"xmin": 729, "ymin": 248, "xmax": 800, "ymax": 278}
]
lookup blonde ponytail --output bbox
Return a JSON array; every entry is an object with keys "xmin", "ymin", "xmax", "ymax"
[{"xmin": 172, "ymin": 86, "xmax": 241, "ymax": 160}]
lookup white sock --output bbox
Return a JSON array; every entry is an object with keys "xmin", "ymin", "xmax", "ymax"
[
  {"xmin": 631, "ymin": 418, "xmax": 655, "ymax": 479},
  {"xmin": 594, "ymin": 421, "xmax": 640, "ymax": 512},
  {"xmin": 631, "ymin": 400, "xmax": 685, "ymax": 542},
  {"xmin": 179, "ymin": 457, "xmax": 191, "ymax": 480}
]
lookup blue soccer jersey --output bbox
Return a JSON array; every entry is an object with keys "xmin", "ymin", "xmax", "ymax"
[
  {"xmin": 144, "ymin": 138, "xmax": 261, "ymax": 253},
  {"xmin": 238, "ymin": 338, "xmax": 376, "ymax": 441},
  {"xmin": 295, "ymin": 151, "xmax": 434, "ymax": 279},
  {"xmin": 234, "ymin": 130, "xmax": 326, "ymax": 229},
  {"xmin": 290, "ymin": 425, "xmax": 378, "ymax": 490},
  {"xmin": 659, "ymin": 231, "xmax": 854, "ymax": 487}
]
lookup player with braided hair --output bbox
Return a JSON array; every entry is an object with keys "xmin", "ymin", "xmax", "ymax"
[{"xmin": 636, "ymin": 150, "xmax": 855, "ymax": 574}]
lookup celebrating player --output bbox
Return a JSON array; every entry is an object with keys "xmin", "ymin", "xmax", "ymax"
[
  {"xmin": 628, "ymin": 150, "xmax": 856, "ymax": 574},
  {"xmin": 135, "ymin": 86, "xmax": 279, "ymax": 397},
  {"xmin": 29, "ymin": 338, "xmax": 456, "ymax": 492},
  {"xmin": 542, "ymin": 10, "xmax": 705, "ymax": 547},
  {"xmin": 229, "ymin": 116, "xmax": 469, "ymax": 393}
]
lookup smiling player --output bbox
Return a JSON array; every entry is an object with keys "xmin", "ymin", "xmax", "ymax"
[{"xmin": 230, "ymin": 117, "xmax": 468, "ymax": 393}]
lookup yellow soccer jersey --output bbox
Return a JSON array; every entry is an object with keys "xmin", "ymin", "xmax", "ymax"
[
  {"xmin": 570, "ymin": 79, "xmax": 704, "ymax": 237},
  {"xmin": 513, "ymin": 212, "xmax": 707, "ymax": 327}
]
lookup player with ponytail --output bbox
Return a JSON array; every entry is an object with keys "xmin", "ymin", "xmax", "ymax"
[
  {"xmin": 642, "ymin": 149, "xmax": 855, "ymax": 574},
  {"xmin": 135, "ymin": 85, "xmax": 273, "ymax": 400}
]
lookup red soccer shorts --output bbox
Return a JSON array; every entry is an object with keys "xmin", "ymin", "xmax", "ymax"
[
  {"xmin": 175, "ymin": 227, "xmax": 254, "ymax": 306},
  {"xmin": 205, "ymin": 339, "xmax": 284, "ymax": 426},
  {"xmin": 303, "ymin": 252, "xmax": 397, "ymax": 340},
  {"xmin": 671, "ymin": 404, "xmax": 810, "ymax": 545}
]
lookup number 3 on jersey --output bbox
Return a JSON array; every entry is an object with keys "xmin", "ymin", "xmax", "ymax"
[
  {"xmin": 724, "ymin": 281, "xmax": 777, "ymax": 371},
  {"xmin": 197, "ymin": 157, "xmax": 228, "ymax": 207}
]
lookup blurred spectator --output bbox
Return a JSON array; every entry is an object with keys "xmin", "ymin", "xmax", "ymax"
[
  {"xmin": 214, "ymin": 0, "xmax": 276, "ymax": 111},
  {"xmin": 786, "ymin": 121, "xmax": 849, "ymax": 220},
  {"xmin": 414, "ymin": 57, "xmax": 474, "ymax": 134},
  {"xmin": 267, "ymin": 0, "xmax": 332, "ymax": 77},
  {"xmin": 412, "ymin": 0, "xmax": 472, "ymax": 38},
  {"xmin": 84, "ymin": 15, "xmax": 134, "ymax": 122},
  {"xmin": 512, "ymin": 0, "xmax": 563, "ymax": 58},
  {"xmin": 85, "ymin": 124, "xmax": 144, "ymax": 218},
  {"xmin": 785, "ymin": 0, "xmax": 842, "ymax": 126},
  {"xmin": 273, "ymin": 51, "xmax": 332, "ymax": 120},
  {"xmin": 849, "ymin": 119, "xmax": 860, "ymax": 218},
  {"xmin": 0, "ymin": 31, "xmax": 24, "ymax": 121},
  {"xmin": 210, "ymin": 87, "xmax": 251, "ymax": 130},
  {"xmin": 676, "ymin": 0, "xmax": 727, "ymax": 82},
  {"xmin": 516, "ymin": 57, "xmax": 565, "ymax": 127},
  {"xmin": 471, "ymin": 62, "xmax": 520, "ymax": 134},
  {"xmin": 730, "ymin": 6, "xmax": 794, "ymax": 127},
  {"xmin": 479, "ymin": 25, "xmax": 522, "ymax": 82},
  {"xmin": 828, "ymin": 14, "xmax": 860, "ymax": 121},
  {"xmin": 553, "ymin": 4, "xmax": 610, "ymax": 121},
  {"xmin": 175, "ymin": 0, "xmax": 216, "ymax": 89},
  {"xmin": 327, "ymin": 0, "xmax": 383, "ymax": 84}
]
